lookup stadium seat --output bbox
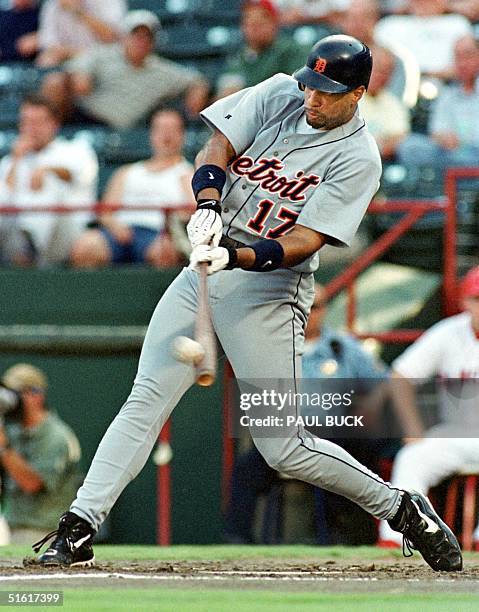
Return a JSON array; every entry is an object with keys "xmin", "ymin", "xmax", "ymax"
[
  {"xmin": 158, "ymin": 21, "xmax": 241, "ymax": 59},
  {"xmin": 410, "ymin": 94, "xmax": 434, "ymax": 135},
  {"xmin": 379, "ymin": 164, "xmax": 444, "ymax": 210},
  {"xmin": 184, "ymin": 126, "xmax": 210, "ymax": 163},
  {"xmin": 0, "ymin": 64, "xmax": 50, "ymax": 129},
  {"xmin": 0, "ymin": 93, "xmax": 21, "ymax": 129},
  {"xmin": 282, "ymin": 23, "xmax": 338, "ymax": 48},
  {"xmin": 102, "ymin": 128, "xmax": 152, "ymax": 164},
  {"xmin": 128, "ymin": 0, "xmax": 196, "ymax": 23},
  {"xmin": 0, "ymin": 130, "xmax": 16, "ymax": 157},
  {"xmin": 369, "ymin": 164, "xmax": 446, "ymax": 272},
  {"xmin": 186, "ymin": 55, "xmax": 229, "ymax": 84},
  {"xmin": 0, "ymin": 63, "xmax": 44, "ymax": 95},
  {"xmin": 194, "ymin": 0, "xmax": 242, "ymax": 23},
  {"xmin": 97, "ymin": 163, "xmax": 121, "ymax": 199},
  {"xmin": 443, "ymin": 467, "xmax": 479, "ymax": 552}
]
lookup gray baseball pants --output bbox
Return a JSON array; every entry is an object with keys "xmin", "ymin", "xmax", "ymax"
[{"xmin": 71, "ymin": 267, "xmax": 402, "ymax": 530}]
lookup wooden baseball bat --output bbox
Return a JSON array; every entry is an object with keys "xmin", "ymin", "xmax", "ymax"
[{"xmin": 194, "ymin": 262, "xmax": 217, "ymax": 386}]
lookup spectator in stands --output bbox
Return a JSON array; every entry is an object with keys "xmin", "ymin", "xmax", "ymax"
[
  {"xmin": 225, "ymin": 285, "xmax": 389, "ymax": 545},
  {"xmin": 397, "ymin": 35, "xmax": 479, "ymax": 171},
  {"xmin": 341, "ymin": 0, "xmax": 420, "ymax": 108},
  {"xmin": 41, "ymin": 10, "xmax": 209, "ymax": 129},
  {"xmin": 341, "ymin": 0, "xmax": 378, "ymax": 47},
  {"xmin": 70, "ymin": 109, "xmax": 194, "ymax": 268},
  {"xmin": 359, "ymin": 46, "xmax": 410, "ymax": 159},
  {"xmin": 448, "ymin": 0, "xmax": 479, "ymax": 23},
  {"xmin": 35, "ymin": 0, "xmax": 127, "ymax": 68},
  {"xmin": 0, "ymin": 0, "xmax": 39, "ymax": 62},
  {"xmin": 378, "ymin": 266, "xmax": 479, "ymax": 548},
  {"xmin": 0, "ymin": 93, "xmax": 98, "ymax": 267},
  {"xmin": 276, "ymin": 0, "xmax": 350, "ymax": 27},
  {"xmin": 374, "ymin": 0, "xmax": 473, "ymax": 80},
  {"xmin": 0, "ymin": 364, "xmax": 82, "ymax": 545},
  {"xmin": 216, "ymin": 0, "xmax": 307, "ymax": 98}
]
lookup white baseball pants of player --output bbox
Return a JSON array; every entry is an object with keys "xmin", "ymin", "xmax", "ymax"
[
  {"xmin": 380, "ymin": 433, "xmax": 479, "ymax": 544},
  {"xmin": 70, "ymin": 267, "xmax": 402, "ymax": 531}
]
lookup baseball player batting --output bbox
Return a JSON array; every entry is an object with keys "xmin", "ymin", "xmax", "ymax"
[{"xmin": 27, "ymin": 35, "xmax": 462, "ymax": 572}]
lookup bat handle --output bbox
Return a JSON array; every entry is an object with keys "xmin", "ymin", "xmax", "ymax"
[{"xmin": 199, "ymin": 260, "xmax": 208, "ymax": 293}]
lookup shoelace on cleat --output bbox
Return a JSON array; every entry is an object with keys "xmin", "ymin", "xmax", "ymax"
[
  {"xmin": 401, "ymin": 516, "xmax": 450, "ymax": 561},
  {"xmin": 32, "ymin": 529, "xmax": 61, "ymax": 554},
  {"xmin": 32, "ymin": 522, "xmax": 76, "ymax": 554},
  {"xmin": 400, "ymin": 508, "xmax": 432, "ymax": 559}
]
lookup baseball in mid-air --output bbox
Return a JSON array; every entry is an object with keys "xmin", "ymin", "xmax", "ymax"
[{"xmin": 171, "ymin": 336, "xmax": 205, "ymax": 365}]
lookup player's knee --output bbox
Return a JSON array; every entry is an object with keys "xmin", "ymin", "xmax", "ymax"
[
  {"xmin": 70, "ymin": 231, "xmax": 111, "ymax": 268},
  {"xmin": 261, "ymin": 454, "xmax": 284, "ymax": 472},
  {"xmin": 255, "ymin": 441, "xmax": 299, "ymax": 474},
  {"xmin": 254, "ymin": 443, "xmax": 283, "ymax": 472}
]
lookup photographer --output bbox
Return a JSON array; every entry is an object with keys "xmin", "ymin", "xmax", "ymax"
[{"xmin": 0, "ymin": 364, "xmax": 81, "ymax": 544}]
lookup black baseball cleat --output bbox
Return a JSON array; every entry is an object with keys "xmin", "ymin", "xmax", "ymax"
[
  {"xmin": 23, "ymin": 512, "xmax": 96, "ymax": 568},
  {"xmin": 388, "ymin": 491, "xmax": 463, "ymax": 572}
]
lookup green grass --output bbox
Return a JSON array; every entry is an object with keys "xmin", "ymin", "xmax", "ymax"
[
  {"xmin": 6, "ymin": 588, "xmax": 478, "ymax": 612},
  {"xmin": 9, "ymin": 542, "xmax": 478, "ymax": 562},
  {"xmin": 63, "ymin": 591, "xmax": 479, "ymax": 612},
  {"xmin": 93, "ymin": 543, "xmax": 404, "ymax": 561},
  {"xmin": 4, "ymin": 543, "xmax": 406, "ymax": 561},
  {"xmin": 12, "ymin": 591, "xmax": 479, "ymax": 612}
]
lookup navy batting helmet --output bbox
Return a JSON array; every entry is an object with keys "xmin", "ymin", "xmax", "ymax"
[{"xmin": 293, "ymin": 35, "xmax": 373, "ymax": 93}]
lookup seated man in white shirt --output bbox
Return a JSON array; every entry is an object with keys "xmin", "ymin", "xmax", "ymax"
[
  {"xmin": 379, "ymin": 266, "xmax": 479, "ymax": 547},
  {"xmin": 41, "ymin": 10, "xmax": 208, "ymax": 129},
  {"xmin": 0, "ymin": 93, "xmax": 98, "ymax": 267},
  {"xmin": 70, "ymin": 109, "xmax": 195, "ymax": 268},
  {"xmin": 397, "ymin": 34, "xmax": 479, "ymax": 171},
  {"xmin": 375, "ymin": 0, "xmax": 472, "ymax": 80}
]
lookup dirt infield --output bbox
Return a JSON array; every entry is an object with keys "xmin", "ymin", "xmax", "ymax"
[{"xmin": 3, "ymin": 556, "xmax": 479, "ymax": 594}]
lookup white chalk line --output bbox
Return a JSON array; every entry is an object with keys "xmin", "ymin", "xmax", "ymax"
[
  {"xmin": 0, "ymin": 571, "xmax": 382, "ymax": 583},
  {"xmin": 0, "ymin": 570, "xmax": 469, "ymax": 584}
]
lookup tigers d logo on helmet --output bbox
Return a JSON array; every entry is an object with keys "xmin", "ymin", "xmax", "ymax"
[{"xmin": 314, "ymin": 58, "xmax": 327, "ymax": 73}]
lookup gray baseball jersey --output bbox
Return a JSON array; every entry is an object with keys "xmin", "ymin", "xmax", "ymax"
[
  {"xmin": 201, "ymin": 73, "xmax": 382, "ymax": 273},
  {"xmin": 69, "ymin": 73, "xmax": 402, "ymax": 534}
]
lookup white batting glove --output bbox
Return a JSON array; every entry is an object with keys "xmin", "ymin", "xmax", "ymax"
[
  {"xmin": 187, "ymin": 209, "xmax": 223, "ymax": 248},
  {"xmin": 189, "ymin": 244, "xmax": 230, "ymax": 275}
]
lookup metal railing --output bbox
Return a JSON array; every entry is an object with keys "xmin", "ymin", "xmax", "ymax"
[{"xmin": 321, "ymin": 167, "xmax": 479, "ymax": 343}]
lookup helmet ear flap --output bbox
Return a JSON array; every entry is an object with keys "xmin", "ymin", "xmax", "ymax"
[{"xmin": 297, "ymin": 82, "xmax": 305, "ymax": 91}]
